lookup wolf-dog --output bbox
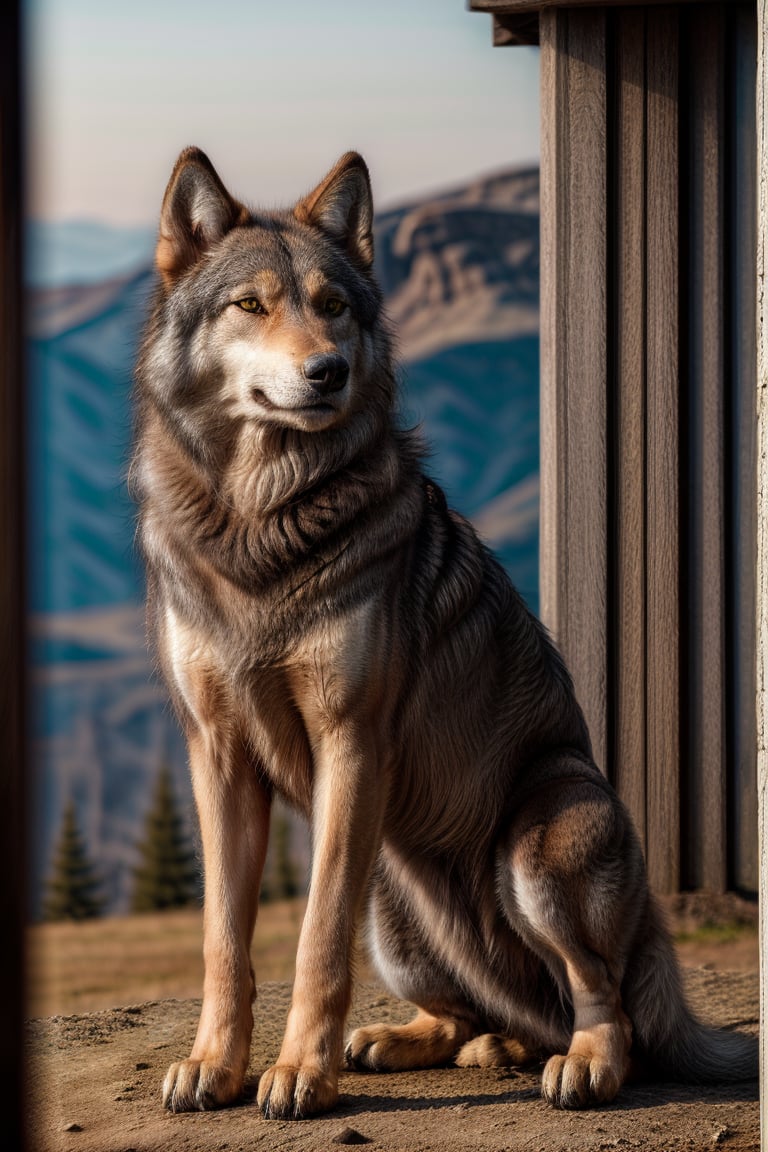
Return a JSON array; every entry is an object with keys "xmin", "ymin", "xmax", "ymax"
[{"xmin": 133, "ymin": 148, "xmax": 757, "ymax": 1120}]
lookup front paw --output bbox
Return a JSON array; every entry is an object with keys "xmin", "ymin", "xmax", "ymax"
[
  {"xmin": 257, "ymin": 1063, "xmax": 338, "ymax": 1119},
  {"xmin": 162, "ymin": 1058, "xmax": 245, "ymax": 1112}
]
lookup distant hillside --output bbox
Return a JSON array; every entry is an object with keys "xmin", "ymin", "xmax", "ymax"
[{"xmin": 29, "ymin": 167, "xmax": 540, "ymax": 914}]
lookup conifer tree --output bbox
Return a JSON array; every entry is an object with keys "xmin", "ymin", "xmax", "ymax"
[
  {"xmin": 272, "ymin": 809, "xmax": 300, "ymax": 900},
  {"xmin": 131, "ymin": 765, "xmax": 200, "ymax": 912},
  {"xmin": 261, "ymin": 807, "xmax": 301, "ymax": 902},
  {"xmin": 43, "ymin": 798, "xmax": 104, "ymax": 921}
]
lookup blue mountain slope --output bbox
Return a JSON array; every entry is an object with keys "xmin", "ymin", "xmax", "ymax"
[
  {"xmin": 402, "ymin": 337, "xmax": 538, "ymax": 609},
  {"xmin": 28, "ymin": 270, "xmax": 154, "ymax": 620}
]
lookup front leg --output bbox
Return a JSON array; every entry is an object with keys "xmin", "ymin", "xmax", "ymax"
[
  {"xmin": 258, "ymin": 721, "xmax": 385, "ymax": 1119},
  {"xmin": 163, "ymin": 725, "xmax": 271, "ymax": 1112}
]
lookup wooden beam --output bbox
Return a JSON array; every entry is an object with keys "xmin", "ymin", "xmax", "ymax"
[
  {"xmin": 644, "ymin": 5, "xmax": 680, "ymax": 894},
  {"xmin": 686, "ymin": 3, "xmax": 727, "ymax": 892},
  {"xmin": 613, "ymin": 6, "xmax": 647, "ymax": 853},
  {"xmin": 492, "ymin": 14, "xmax": 538, "ymax": 46},
  {"xmin": 469, "ymin": 0, "xmax": 723, "ymax": 47},
  {"xmin": 470, "ymin": 0, "xmax": 729, "ymax": 11},
  {"xmin": 731, "ymin": 1, "xmax": 759, "ymax": 894},
  {"xmin": 756, "ymin": 1, "xmax": 768, "ymax": 1139},
  {"xmin": 539, "ymin": 7, "xmax": 608, "ymax": 772},
  {"xmin": 469, "ymin": 0, "xmax": 747, "ymax": 47},
  {"xmin": 0, "ymin": 0, "xmax": 27, "ymax": 1147}
]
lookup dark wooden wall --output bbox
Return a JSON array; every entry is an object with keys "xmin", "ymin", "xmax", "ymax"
[
  {"xmin": 1, "ymin": 0, "xmax": 27, "ymax": 1145},
  {"xmin": 537, "ymin": 2, "xmax": 757, "ymax": 894}
]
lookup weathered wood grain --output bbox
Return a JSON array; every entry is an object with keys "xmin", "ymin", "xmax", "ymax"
[
  {"xmin": 0, "ymin": 3, "xmax": 27, "ymax": 1148},
  {"xmin": 755, "ymin": 2, "xmax": 768, "ymax": 1139},
  {"xmin": 731, "ymin": 2, "xmax": 759, "ymax": 896},
  {"xmin": 686, "ymin": 4, "xmax": 727, "ymax": 892},
  {"xmin": 612, "ymin": 7, "xmax": 647, "ymax": 852},
  {"xmin": 538, "ymin": 8, "xmax": 565, "ymax": 652},
  {"xmin": 539, "ymin": 8, "xmax": 608, "ymax": 773},
  {"xmin": 644, "ymin": 6, "xmax": 680, "ymax": 895},
  {"xmin": 471, "ymin": 0, "xmax": 707, "ymax": 11}
]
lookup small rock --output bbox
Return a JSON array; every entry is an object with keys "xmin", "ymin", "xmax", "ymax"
[
  {"xmin": 331, "ymin": 1127, "xmax": 371, "ymax": 1145},
  {"xmin": 135, "ymin": 1061, "xmax": 150, "ymax": 1070},
  {"xmin": 63, "ymin": 1122, "xmax": 82, "ymax": 1133},
  {"xmin": 712, "ymin": 1128, "xmax": 733, "ymax": 1146}
]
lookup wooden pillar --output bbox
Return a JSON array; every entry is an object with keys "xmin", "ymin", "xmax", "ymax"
[
  {"xmin": 539, "ymin": 5, "xmax": 683, "ymax": 891},
  {"xmin": 613, "ymin": 4, "xmax": 648, "ymax": 864},
  {"xmin": 644, "ymin": 6, "xmax": 681, "ymax": 894},
  {"xmin": 540, "ymin": 7, "xmax": 608, "ymax": 773},
  {"xmin": 538, "ymin": 2, "xmax": 758, "ymax": 896},
  {"xmin": 756, "ymin": 2, "xmax": 768, "ymax": 1142},
  {"xmin": 0, "ymin": 0, "xmax": 27, "ymax": 1148}
]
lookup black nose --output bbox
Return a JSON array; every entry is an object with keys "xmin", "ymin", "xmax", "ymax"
[{"xmin": 302, "ymin": 352, "xmax": 349, "ymax": 395}]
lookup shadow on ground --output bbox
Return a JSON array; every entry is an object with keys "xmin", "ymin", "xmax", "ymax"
[{"xmin": 27, "ymin": 971, "xmax": 759, "ymax": 1152}]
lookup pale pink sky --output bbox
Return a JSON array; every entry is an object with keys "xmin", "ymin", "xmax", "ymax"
[{"xmin": 26, "ymin": 0, "xmax": 540, "ymax": 225}]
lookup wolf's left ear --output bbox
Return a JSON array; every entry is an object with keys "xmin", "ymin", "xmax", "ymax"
[
  {"xmin": 156, "ymin": 147, "xmax": 248, "ymax": 286},
  {"xmin": 294, "ymin": 152, "xmax": 374, "ymax": 270}
]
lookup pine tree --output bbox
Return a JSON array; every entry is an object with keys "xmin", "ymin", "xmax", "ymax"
[
  {"xmin": 272, "ymin": 810, "xmax": 300, "ymax": 900},
  {"xmin": 131, "ymin": 765, "xmax": 200, "ymax": 912},
  {"xmin": 43, "ymin": 798, "xmax": 105, "ymax": 921},
  {"xmin": 261, "ymin": 807, "xmax": 301, "ymax": 902}
]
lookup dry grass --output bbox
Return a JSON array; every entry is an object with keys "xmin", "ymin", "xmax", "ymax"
[
  {"xmin": 26, "ymin": 898, "xmax": 309, "ymax": 1018},
  {"xmin": 26, "ymin": 895, "xmax": 757, "ymax": 1020}
]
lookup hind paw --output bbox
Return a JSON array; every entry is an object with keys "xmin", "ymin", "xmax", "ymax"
[
  {"xmin": 345, "ymin": 1024, "xmax": 409, "ymax": 1071},
  {"xmin": 346, "ymin": 1013, "xmax": 473, "ymax": 1072},
  {"xmin": 541, "ymin": 1052, "xmax": 622, "ymax": 1109},
  {"xmin": 455, "ymin": 1034, "xmax": 533, "ymax": 1068}
]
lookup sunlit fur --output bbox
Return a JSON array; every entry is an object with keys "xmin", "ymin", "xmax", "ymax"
[{"xmin": 133, "ymin": 148, "xmax": 757, "ymax": 1121}]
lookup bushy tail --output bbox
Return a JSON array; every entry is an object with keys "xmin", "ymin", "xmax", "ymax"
[{"xmin": 622, "ymin": 898, "xmax": 758, "ymax": 1083}]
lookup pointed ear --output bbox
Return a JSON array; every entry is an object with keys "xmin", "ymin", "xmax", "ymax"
[
  {"xmin": 155, "ymin": 147, "xmax": 247, "ymax": 286},
  {"xmin": 294, "ymin": 152, "xmax": 374, "ymax": 270}
]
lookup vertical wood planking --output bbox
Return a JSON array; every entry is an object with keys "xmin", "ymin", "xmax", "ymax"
[
  {"xmin": 686, "ymin": 5, "xmax": 727, "ymax": 892},
  {"xmin": 613, "ymin": 7, "xmax": 647, "ymax": 850},
  {"xmin": 539, "ymin": 8, "xmax": 608, "ymax": 772},
  {"xmin": 539, "ymin": 8, "xmax": 567, "ymax": 652},
  {"xmin": 645, "ymin": 6, "xmax": 680, "ymax": 894},
  {"xmin": 730, "ymin": 3, "xmax": 758, "ymax": 894},
  {"xmin": 563, "ymin": 10, "xmax": 609, "ymax": 773},
  {"xmin": 0, "ymin": 0, "xmax": 27, "ymax": 1146},
  {"xmin": 755, "ymin": 2, "xmax": 768, "ymax": 1138}
]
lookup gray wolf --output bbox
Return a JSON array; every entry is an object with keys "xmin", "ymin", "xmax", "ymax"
[{"xmin": 132, "ymin": 148, "xmax": 757, "ymax": 1119}]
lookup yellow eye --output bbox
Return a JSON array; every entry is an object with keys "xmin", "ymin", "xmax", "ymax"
[
  {"xmin": 324, "ymin": 297, "xmax": 347, "ymax": 317},
  {"xmin": 236, "ymin": 297, "xmax": 265, "ymax": 314}
]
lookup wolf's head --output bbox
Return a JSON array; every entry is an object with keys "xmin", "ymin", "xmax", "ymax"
[{"xmin": 142, "ymin": 148, "xmax": 393, "ymax": 445}]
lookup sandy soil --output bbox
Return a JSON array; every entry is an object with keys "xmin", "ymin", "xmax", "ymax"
[{"xmin": 26, "ymin": 967, "xmax": 759, "ymax": 1152}]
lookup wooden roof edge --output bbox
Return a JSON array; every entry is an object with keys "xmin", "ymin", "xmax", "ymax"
[
  {"xmin": 469, "ymin": 0, "xmax": 739, "ymax": 10},
  {"xmin": 491, "ymin": 14, "xmax": 539, "ymax": 46},
  {"xmin": 470, "ymin": 0, "xmax": 750, "ymax": 48}
]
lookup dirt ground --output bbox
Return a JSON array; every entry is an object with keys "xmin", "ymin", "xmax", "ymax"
[
  {"xmin": 26, "ymin": 966, "xmax": 760, "ymax": 1152},
  {"xmin": 25, "ymin": 893, "xmax": 760, "ymax": 1151}
]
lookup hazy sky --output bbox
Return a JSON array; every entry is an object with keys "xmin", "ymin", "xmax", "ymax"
[{"xmin": 26, "ymin": 0, "xmax": 540, "ymax": 225}]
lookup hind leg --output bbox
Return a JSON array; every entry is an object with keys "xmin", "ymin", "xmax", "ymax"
[
  {"xmin": 346, "ymin": 870, "xmax": 486, "ymax": 1072},
  {"xmin": 346, "ymin": 1009, "xmax": 478, "ymax": 1072},
  {"xmin": 500, "ymin": 762, "xmax": 644, "ymax": 1108}
]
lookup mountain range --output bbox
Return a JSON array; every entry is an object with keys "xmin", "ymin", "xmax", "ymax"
[{"xmin": 29, "ymin": 166, "xmax": 540, "ymax": 913}]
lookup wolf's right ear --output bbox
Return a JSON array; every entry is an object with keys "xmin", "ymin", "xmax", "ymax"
[
  {"xmin": 155, "ymin": 148, "xmax": 247, "ymax": 286},
  {"xmin": 294, "ymin": 152, "xmax": 374, "ymax": 270}
]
